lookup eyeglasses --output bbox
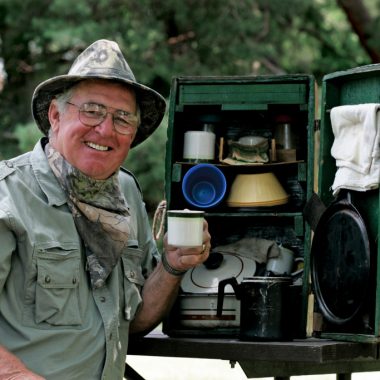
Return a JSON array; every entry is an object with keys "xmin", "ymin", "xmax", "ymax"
[{"xmin": 66, "ymin": 101, "xmax": 139, "ymax": 135}]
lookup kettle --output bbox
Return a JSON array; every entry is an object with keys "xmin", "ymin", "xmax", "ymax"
[{"xmin": 217, "ymin": 276, "xmax": 292, "ymax": 341}]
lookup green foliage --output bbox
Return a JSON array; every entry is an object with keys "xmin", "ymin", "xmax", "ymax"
[
  {"xmin": 0, "ymin": 0, "xmax": 379, "ymax": 208},
  {"xmin": 14, "ymin": 122, "xmax": 43, "ymax": 152}
]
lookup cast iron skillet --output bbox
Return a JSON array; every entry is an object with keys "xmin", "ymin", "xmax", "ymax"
[{"xmin": 310, "ymin": 190, "xmax": 371, "ymax": 325}]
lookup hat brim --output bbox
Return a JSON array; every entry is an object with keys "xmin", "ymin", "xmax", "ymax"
[{"xmin": 32, "ymin": 74, "xmax": 166, "ymax": 147}]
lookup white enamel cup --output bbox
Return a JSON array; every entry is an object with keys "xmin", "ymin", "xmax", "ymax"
[
  {"xmin": 266, "ymin": 245, "xmax": 294, "ymax": 275},
  {"xmin": 167, "ymin": 210, "xmax": 204, "ymax": 247}
]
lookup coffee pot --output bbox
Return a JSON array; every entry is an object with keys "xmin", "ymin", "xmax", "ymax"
[{"xmin": 217, "ymin": 276, "xmax": 292, "ymax": 341}]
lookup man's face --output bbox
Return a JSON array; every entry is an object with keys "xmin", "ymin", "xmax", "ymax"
[{"xmin": 48, "ymin": 80, "xmax": 137, "ymax": 179}]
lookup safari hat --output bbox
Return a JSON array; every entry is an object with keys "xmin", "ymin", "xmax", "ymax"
[{"xmin": 32, "ymin": 39, "xmax": 166, "ymax": 147}]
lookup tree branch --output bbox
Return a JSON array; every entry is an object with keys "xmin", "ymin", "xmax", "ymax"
[{"xmin": 337, "ymin": 0, "xmax": 380, "ymax": 62}]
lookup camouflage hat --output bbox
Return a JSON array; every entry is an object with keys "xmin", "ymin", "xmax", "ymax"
[{"xmin": 32, "ymin": 39, "xmax": 166, "ymax": 147}]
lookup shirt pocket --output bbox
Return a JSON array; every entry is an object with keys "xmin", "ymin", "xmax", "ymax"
[
  {"xmin": 24, "ymin": 242, "xmax": 83, "ymax": 327},
  {"xmin": 121, "ymin": 241, "xmax": 145, "ymax": 321}
]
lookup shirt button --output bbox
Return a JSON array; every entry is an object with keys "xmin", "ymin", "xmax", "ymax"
[
  {"xmin": 129, "ymin": 271, "xmax": 135, "ymax": 278},
  {"xmin": 45, "ymin": 275, "xmax": 51, "ymax": 283},
  {"xmin": 100, "ymin": 296, "xmax": 106, "ymax": 303},
  {"xmin": 72, "ymin": 278, "xmax": 77, "ymax": 284}
]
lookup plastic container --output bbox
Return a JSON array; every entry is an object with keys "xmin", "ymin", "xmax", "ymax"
[{"xmin": 182, "ymin": 164, "xmax": 227, "ymax": 208}]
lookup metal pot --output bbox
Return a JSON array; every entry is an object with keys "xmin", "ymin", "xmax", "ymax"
[{"xmin": 217, "ymin": 276, "xmax": 292, "ymax": 340}]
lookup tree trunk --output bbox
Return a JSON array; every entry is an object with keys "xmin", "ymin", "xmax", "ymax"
[{"xmin": 337, "ymin": 0, "xmax": 380, "ymax": 62}]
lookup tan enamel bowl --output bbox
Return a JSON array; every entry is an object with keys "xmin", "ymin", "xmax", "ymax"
[{"xmin": 227, "ymin": 172, "xmax": 289, "ymax": 207}]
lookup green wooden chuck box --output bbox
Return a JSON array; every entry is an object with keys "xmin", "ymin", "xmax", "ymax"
[
  {"xmin": 162, "ymin": 66, "xmax": 380, "ymax": 342},
  {"xmin": 162, "ymin": 75, "xmax": 316, "ymax": 339}
]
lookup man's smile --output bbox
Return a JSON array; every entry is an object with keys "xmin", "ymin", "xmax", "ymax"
[{"xmin": 85, "ymin": 141, "xmax": 110, "ymax": 151}]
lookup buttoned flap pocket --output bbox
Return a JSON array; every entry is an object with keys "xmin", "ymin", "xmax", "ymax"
[
  {"xmin": 34, "ymin": 244, "xmax": 82, "ymax": 326},
  {"xmin": 121, "ymin": 242, "xmax": 145, "ymax": 321}
]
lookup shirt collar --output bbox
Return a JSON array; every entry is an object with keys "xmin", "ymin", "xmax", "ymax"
[{"xmin": 30, "ymin": 138, "xmax": 67, "ymax": 207}]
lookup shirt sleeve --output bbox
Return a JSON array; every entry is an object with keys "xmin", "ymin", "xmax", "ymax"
[
  {"xmin": 137, "ymin": 200, "xmax": 160, "ymax": 278},
  {"xmin": 0, "ymin": 209, "xmax": 17, "ymax": 294}
]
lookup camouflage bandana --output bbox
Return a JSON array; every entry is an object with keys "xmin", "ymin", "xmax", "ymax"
[{"xmin": 45, "ymin": 143, "xmax": 131, "ymax": 288}]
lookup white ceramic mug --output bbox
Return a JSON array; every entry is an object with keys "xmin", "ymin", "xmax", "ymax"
[
  {"xmin": 167, "ymin": 210, "xmax": 204, "ymax": 247},
  {"xmin": 266, "ymin": 245, "xmax": 294, "ymax": 275},
  {"xmin": 183, "ymin": 131, "xmax": 215, "ymax": 161}
]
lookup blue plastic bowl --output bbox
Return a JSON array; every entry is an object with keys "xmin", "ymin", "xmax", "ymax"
[{"xmin": 182, "ymin": 164, "xmax": 227, "ymax": 208}]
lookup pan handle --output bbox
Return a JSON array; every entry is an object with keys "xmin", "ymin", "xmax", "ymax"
[{"xmin": 303, "ymin": 192, "xmax": 326, "ymax": 231}]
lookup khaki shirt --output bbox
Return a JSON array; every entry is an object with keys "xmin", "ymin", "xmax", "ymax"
[{"xmin": 0, "ymin": 139, "xmax": 158, "ymax": 379}]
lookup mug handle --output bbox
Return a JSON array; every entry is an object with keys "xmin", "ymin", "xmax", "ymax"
[{"xmin": 291, "ymin": 257, "xmax": 304, "ymax": 276}]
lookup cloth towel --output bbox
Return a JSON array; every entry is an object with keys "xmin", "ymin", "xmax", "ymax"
[
  {"xmin": 330, "ymin": 104, "xmax": 380, "ymax": 195},
  {"xmin": 212, "ymin": 237, "xmax": 280, "ymax": 264}
]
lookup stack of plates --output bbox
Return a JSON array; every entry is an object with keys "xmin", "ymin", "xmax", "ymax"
[{"xmin": 226, "ymin": 172, "xmax": 289, "ymax": 207}]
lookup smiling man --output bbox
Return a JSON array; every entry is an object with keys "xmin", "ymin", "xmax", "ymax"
[
  {"xmin": 49, "ymin": 80, "xmax": 138, "ymax": 180},
  {"xmin": 0, "ymin": 39, "xmax": 211, "ymax": 379}
]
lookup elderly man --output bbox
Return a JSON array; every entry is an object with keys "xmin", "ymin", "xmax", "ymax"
[{"xmin": 0, "ymin": 39, "xmax": 211, "ymax": 379}]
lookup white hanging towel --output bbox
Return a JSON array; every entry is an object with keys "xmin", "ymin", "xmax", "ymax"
[{"xmin": 330, "ymin": 103, "xmax": 380, "ymax": 195}]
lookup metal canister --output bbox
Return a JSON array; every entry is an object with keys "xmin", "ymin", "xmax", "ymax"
[{"xmin": 274, "ymin": 122, "xmax": 296, "ymax": 150}]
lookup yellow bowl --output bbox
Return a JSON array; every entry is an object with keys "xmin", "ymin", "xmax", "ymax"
[{"xmin": 226, "ymin": 173, "xmax": 289, "ymax": 207}]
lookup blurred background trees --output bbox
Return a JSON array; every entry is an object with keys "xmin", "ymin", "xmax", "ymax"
[{"xmin": 0, "ymin": 0, "xmax": 379, "ymax": 213}]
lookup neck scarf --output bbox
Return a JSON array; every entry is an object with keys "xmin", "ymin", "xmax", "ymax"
[{"xmin": 45, "ymin": 143, "xmax": 131, "ymax": 288}]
